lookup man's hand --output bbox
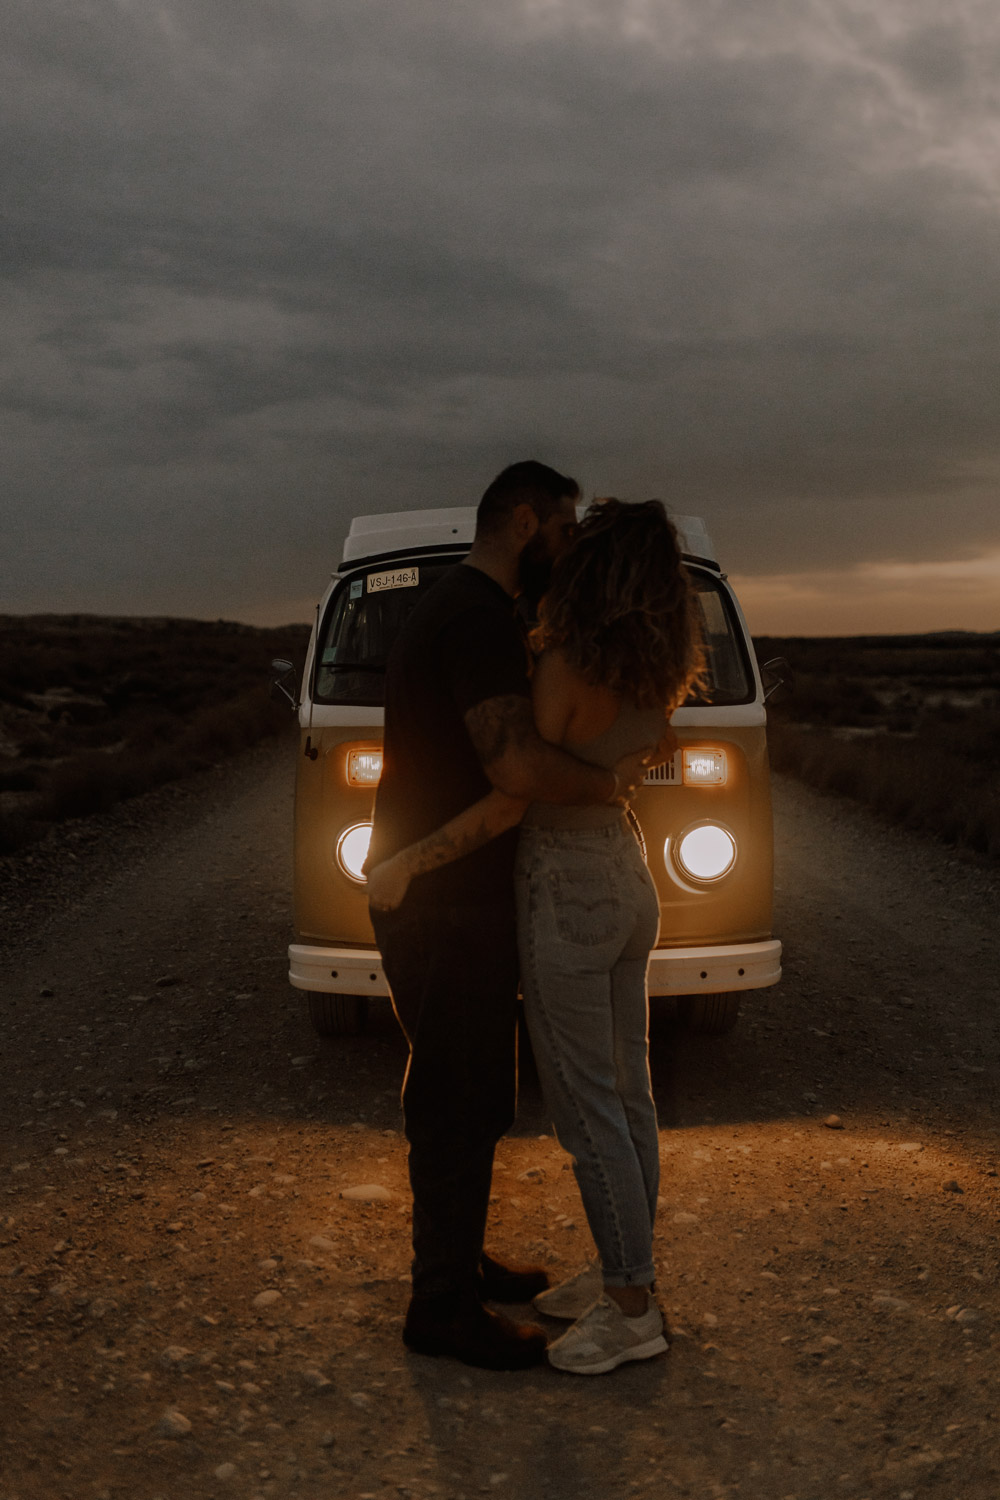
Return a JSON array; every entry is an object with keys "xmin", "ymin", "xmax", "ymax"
[
  {"xmin": 463, "ymin": 692, "xmax": 674, "ymax": 810},
  {"xmin": 609, "ymin": 725, "xmax": 679, "ymax": 805},
  {"xmin": 609, "ymin": 746, "xmax": 654, "ymax": 806},
  {"xmin": 366, "ymin": 855, "xmax": 412, "ymax": 913},
  {"xmin": 647, "ymin": 725, "xmax": 679, "ymax": 769}
]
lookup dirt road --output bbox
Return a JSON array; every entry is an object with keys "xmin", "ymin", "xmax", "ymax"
[{"xmin": 2, "ymin": 737, "xmax": 998, "ymax": 1500}]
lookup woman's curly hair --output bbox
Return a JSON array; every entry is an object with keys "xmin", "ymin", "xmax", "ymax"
[{"xmin": 532, "ymin": 499, "xmax": 706, "ymax": 711}]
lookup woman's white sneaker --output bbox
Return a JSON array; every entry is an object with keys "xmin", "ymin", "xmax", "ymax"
[
  {"xmin": 532, "ymin": 1263, "xmax": 603, "ymax": 1321},
  {"xmin": 546, "ymin": 1293, "xmax": 668, "ymax": 1375}
]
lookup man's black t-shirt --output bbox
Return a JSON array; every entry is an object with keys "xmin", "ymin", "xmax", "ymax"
[{"xmin": 369, "ymin": 563, "xmax": 531, "ymax": 913}]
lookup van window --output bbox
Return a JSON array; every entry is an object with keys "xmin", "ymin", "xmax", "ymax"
[
  {"xmin": 688, "ymin": 571, "xmax": 754, "ymax": 706},
  {"xmin": 314, "ymin": 561, "xmax": 457, "ymax": 706},
  {"xmin": 315, "ymin": 559, "xmax": 754, "ymax": 708}
]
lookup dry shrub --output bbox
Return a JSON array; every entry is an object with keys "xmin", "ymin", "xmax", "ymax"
[
  {"xmin": 42, "ymin": 751, "xmax": 143, "ymax": 820},
  {"xmin": 1, "ymin": 616, "xmax": 308, "ymax": 848},
  {"xmin": 35, "ymin": 687, "xmax": 290, "ymax": 824},
  {"xmin": 760, "ymin": 632, "xmax": 1000, "ymax": 860},
  {"xmin": 769, "ymin": 724, "xmax": 1000, "ymax": 858}
]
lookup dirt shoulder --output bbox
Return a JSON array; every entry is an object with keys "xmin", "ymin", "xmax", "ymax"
[{"xmin": 1, "ymin": 744, "xmax": 999, "ymax": 1500}]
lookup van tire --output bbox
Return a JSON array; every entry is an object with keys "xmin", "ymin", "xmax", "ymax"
[
  {"xmin": 648, "ymin": 996, "xmax": 679, "ymax": 1030},
  {"xmin": 678, "ymin": 992, "xmax": 740, "ymax": 1035},
  {"xmin": 308, "ymin": 993, "xmax": 368, "ymax": 1036}
]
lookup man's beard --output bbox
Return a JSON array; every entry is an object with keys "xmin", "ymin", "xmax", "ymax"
[{"xmin": 517, "ymin": 542, "xmax": 555, "ymax": 617}]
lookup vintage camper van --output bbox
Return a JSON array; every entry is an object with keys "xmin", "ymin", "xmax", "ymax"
[{"xmin": 278, "ymin": 507, "xmax": 782, "ymax": 1037}]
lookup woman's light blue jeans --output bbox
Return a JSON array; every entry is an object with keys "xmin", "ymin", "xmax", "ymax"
[{"xmin": 515, "ymin": 819, "xmax": 661, "ymax": 1287}]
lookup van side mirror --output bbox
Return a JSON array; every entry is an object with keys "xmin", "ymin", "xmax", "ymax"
[
  {"xmin": 760, "ymin": 656, "xmax": 793, "ymax": 704},
  {"xmin": 270, "ymin": 658, "xmax": 298, "ymax": 710}
]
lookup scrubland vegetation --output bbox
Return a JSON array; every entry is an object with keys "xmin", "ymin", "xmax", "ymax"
[
  {"xmin": 760, "ymin": 632, "xmax": 1000, "ymax": 857},
  {"xmin": 0, "ymin": 615, "xmax": 309, "ymax": 853},
  {"xmin": 3, "ymin": 616, "xmax": 997, "ymax": 862}
]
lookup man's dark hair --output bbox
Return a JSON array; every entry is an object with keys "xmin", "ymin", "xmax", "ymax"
[{"xmin": 475, "ymin": 460, "xmax": 580, "ymax": 538}]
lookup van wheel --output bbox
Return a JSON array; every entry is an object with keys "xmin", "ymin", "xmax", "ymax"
[
  {"xmin": 308, "ymin": 993, "xmax": 368, "ymax": 1037},
  {"xmin": 678, "ymin": 992, "xmax": 740, "ymax": 1035},
  {"xmin": 648, "ymin": 996, "xmax": 680, "ymax": 1030}
]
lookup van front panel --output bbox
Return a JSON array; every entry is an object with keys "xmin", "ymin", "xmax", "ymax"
[
  {"xmin": 292, "ymin": 549, "xmax": 775, "ymax": 960},
  {"xmin": 293, "ymin": 724, "xmax": 381, "ymax": 947},
  {"xmin": 633, "ymin": 724, "xmax": 773, "ymax": 946}
]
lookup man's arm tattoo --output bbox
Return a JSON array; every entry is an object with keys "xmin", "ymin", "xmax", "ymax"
[
  {"xmin": 465, "ymin": 692, "xmax": 616, "ymax": 803},
  {"xmin": 403, "ymin": 809, "xmax": 503, "ymax": 878},
  {"xmin": 464, "ymin": 695, "xmax": 536, "ymax": 769}
]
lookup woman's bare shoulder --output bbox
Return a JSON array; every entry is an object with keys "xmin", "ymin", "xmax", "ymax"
[
  {"xmin": 535, "ymin": 649, "xmax": 620, "ymax": 743},
  {"xmin": 531, "ymin": 649, "xmax": 577, "ymax": 743},
  {"xmin": 532, "ymin": 646, "xmax": 576, "ymax": 689}
]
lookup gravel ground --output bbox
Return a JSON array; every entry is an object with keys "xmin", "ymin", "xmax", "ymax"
[{"xmin": 1, "ymin": 736, "xmax": 998, "ymax": 1500}]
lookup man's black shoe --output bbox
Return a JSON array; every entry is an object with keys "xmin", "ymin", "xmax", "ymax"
[
  {"xmin": 478, "ymin": 1251, "xmax": 551, "ymax": 1304},
  {"xmin": 403, "ymin": 1296, "xmax": 548, "ymax": 1370}
]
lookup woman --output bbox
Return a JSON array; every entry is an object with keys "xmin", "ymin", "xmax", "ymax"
[{"xmin": 367, "ymin": 499, "xmax": 704, "ymax": 1374}]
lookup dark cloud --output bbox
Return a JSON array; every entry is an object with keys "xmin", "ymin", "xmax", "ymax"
[{"xmin": 3, "ymin": 0, "xmax": 1000, "ymax": 624}]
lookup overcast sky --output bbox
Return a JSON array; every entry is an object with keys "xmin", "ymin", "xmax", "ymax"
[{"xmin": 4, "ymin": 0, "xmax": 999, "ymax": 634}]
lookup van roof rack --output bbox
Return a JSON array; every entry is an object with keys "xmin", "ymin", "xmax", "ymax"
[{"xmin": 340, "ymin": 507, "xmax": 719, "ymax": 571}]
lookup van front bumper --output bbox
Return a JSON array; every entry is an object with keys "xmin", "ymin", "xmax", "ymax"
[
  {"xmin": 289, "ymin": 938, "xmax": 780, "ymax": 998},
  {"xmin": 647, "ymin": 939, "xmax": 781, "ymax": 995},
  {"xmin": 289, "ymin": 945, "xmax": 391, "ymax": 996}
]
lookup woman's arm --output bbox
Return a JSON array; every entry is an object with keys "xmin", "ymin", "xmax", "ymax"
[{"xmin": 366, "ymin": 787, "xmax": 528, "ymax": 912}]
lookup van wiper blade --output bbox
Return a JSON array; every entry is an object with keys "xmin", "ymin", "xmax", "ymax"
[{"xmin": 322, "ymin": 661, "xmax": 387, "ymax": 672}]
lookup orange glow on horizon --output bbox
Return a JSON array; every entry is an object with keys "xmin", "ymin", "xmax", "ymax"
[
  {"xmin": 731, "ymin": 550, "xmax": 1000, "ymax": 637},
  {"xmin": 246, "ymin": 555, "xmax": 1000, "ymax": 638}
]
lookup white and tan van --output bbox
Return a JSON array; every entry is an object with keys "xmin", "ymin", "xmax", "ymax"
[{"xmin": 277, "ymin": 508, "xmax": 783, "ymax": 1038}]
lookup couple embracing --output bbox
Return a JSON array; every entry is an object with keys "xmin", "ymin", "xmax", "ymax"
[{"xmin": 365, "ymin": 461, "xmax": 704, "ymax": 1375}]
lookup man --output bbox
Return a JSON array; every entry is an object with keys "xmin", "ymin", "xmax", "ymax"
[{"xmin": 368, "ymin": 461, "xmax": 651, "ymax": 1371}]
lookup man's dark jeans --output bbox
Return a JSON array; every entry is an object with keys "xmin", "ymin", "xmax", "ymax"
[{"xmin": 371, "ymin": 903, "xmax": 520, "ymax": 1308}]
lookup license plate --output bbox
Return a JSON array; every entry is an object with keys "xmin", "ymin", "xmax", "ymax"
[{"xmin": 367, "ymin": 567, "xmax": 420, "ymax": 593}]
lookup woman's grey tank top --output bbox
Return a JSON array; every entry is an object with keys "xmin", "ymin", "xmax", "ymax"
[{"xmin": 523, "ymin": 701, "xmax": 666, "ymax": 830}]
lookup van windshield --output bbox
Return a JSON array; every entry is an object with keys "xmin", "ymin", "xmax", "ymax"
[
  {"xmin": 314, "ymin": 559, "xmax": 753, "ymax": 707},
  {"xmin": 314, "ymin": 560, "xmax": 457, "ymax": 706}
]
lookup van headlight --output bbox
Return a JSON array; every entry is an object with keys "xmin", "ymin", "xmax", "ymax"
[
  {"xmin": 336, "ymin": 822, "xmax": 372, "ymax": 884},
  {"xmin": 669, "ymin": 822, "xmax": 736, "ymax": 883}
]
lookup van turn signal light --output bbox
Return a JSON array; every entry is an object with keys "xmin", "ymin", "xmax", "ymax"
[
  {"xmin": 347, "ymin": 749, "xmax": 383, "ymax": 786},
  {"xmin": 682, "ymin": 748, "xmax": 727, "ymax": 786}
]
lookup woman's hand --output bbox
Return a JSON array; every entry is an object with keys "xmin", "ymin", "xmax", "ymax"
[{"xmin": 366, "ymin": 855, "xmax": 412, "ymax": 912}]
